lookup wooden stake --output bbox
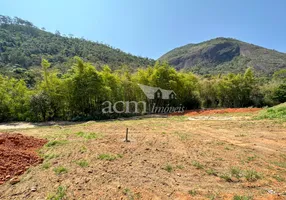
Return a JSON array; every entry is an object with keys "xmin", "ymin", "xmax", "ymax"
[{"xmin": 125, "ymin": 128, "xmax": 130, "ymax": 142}]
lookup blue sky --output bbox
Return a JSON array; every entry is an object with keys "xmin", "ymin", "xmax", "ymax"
[{"xmin": 1, "ymin": 0, "xmax": 286, "ymax": 59}]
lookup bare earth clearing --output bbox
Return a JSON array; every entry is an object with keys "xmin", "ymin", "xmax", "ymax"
[{"xmin": 0, "ymin": 112, "xmax": 285, "ymax": 199}]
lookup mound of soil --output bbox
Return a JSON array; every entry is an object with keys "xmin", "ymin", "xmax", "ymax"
[
  {"xmin": 171, "ymin": 108, "xmax": 262, "ymax": 116},
  {"xmin": 0, "ymin": 133, "xmax": 47, "ymax": 185}
]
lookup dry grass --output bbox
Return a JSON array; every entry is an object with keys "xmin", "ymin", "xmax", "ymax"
[{"xmin": 0, "ymin": 114, "xmax": 285, "ymax": 199}]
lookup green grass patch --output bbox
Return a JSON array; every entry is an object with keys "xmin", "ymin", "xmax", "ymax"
[
  {"xmin": 280, "ymin": 154, "xmax": 286, "ymax": 160},
  {"xmin": 122, "ymin": 188, "xmax": 136, "ymax": 200},
  {"xmin": 44, "ymin": 153, "xmax": 59, "ymax": 160},
  {"xmin": 45, "ymin": 140, "xmax": 68, "ymax": 147},
  {"xmin": 273, "ymin": 161, "xmax": 286, "ymax": 168},
  {"xmin": 220, "ymin": 168, "xmax": 262, "ymax": 182},
  {"xmin": 47, "ymin": 186, "xmax": 66, "ymax": 200},
  {"xmin": 188, "ymin": 189, "xmax": 197, "ymax": 196},
  {"xmin": 172, "ymin": 131, "xmax": 190, "ymax": 140},
  {"xmin": 256, "ymin": 103, "xmax": 286, "ymax": 121},
  {"xmin": 192, "ymin": 161, "xmax": 204, "ymax": 169},
  {"xmin": 79, "ymin": 146, "xmax": 87, "ymax": 153},
  {"xmin": 75, "ymin": 131, "xmax": 103, "ymax": 139},
  {"xmin": 272, "ymin": 174, "xmax": 285, "ymax": 182},
  {"xmin": 225, "ymin": 146, "xmax": 233, "ymax": 150},
  {"xmin": 245, "ymin": 170, "xmax": 262, "ymax": 182},
  {"xmin": 168, "ymin": 116, "xmax": 188, "ymax": 121},
  {"xmin": 246, "ymin": 156, "xmax": 256, "ymax": 162},
  {"xmin": 76, "ymin": 160, "xmax": 89, "ymax": 167},
  {"xmin": 206, "ymin": 168, "xmax": 218, "ymax": 176},
  {"xmin": 53, "ymin": 166, "xmax": 68, "ymax": 175},
  {"xmin": 97, "ymin": 153, "xmax": 121, "ymax": 161},
  {"xmin": 163, "ymin": 164, "xmax": 173, "ymax": 172},
  {"xmin": 230, "ymin": 167, "xmax": 243, "ymax": 179},
  {"xmin": 233, "ymin": 195, "xmax": 253, "ymax": 200},
  {"xmin": 220, "ymin": 174, "xmax": 232, "ymax": 182},
  {"xmin": 42, "ymin": 162, "xmax": 51, "ymax": 169},
  {"xmin": 176, "ymin": 165, "xmax": 184, "ymax": 169}
]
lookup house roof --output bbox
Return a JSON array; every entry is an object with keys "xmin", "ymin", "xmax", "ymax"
[
  {"xmin": 138, "ymin": 84, "xmax": 176, "ymax": 100},
  {"xmin": 161, "ymin": 89, "xmax": 176, "ymax": 99}
]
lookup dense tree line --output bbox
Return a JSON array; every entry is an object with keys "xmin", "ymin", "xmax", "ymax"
[{"xmin": 0, "ymin": 58, "xmax": 285, "ymax": 122}]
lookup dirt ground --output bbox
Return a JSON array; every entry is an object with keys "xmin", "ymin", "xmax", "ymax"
[{"xmin": 0, "ymin": 113, "xmax": 285, "ymax": 199}]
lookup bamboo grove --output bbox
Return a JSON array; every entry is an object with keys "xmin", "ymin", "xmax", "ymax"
[{"xmin": 0, "ymin": 57, "xmax": 286, "ymax": 122}]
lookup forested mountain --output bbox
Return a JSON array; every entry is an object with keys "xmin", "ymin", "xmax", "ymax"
[
  {"xmin": 2, "ymin": 15, "xmax": 285, "ymax": 81},
  {"xmin": 1, "ymin": 16, "xmax": 286, "ymax": 122},
  {"xmin": 159, "ymin": 38, "xmax": 286, "ymax": 76},
  {"xmin": 0, "ymin": 15, "xmax": 154, "ymax": 84}
]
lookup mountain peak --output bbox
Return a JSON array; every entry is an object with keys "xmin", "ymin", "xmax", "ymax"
[{"xmin": 159, "ymin": 38, "xmax": 286, "ymax": 76}]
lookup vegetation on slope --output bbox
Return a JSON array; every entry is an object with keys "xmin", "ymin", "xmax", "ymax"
[
  {"xmin": 159, "ymin": 37, "xmax": 286, "ymax": 76},
  {"xmin": 0, "ymin": 15, "xmax": 154, "ymax": 86},
  {"xmin": 258, "ymin": 103, "xmax": 286, "ymax": 121}
]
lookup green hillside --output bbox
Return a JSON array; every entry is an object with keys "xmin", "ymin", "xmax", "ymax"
[
  {"xmin": 257, "ymin": 103, "xmax": 286, "ymax": 121},
  {"xmin": 159, "ymin": 37, "xmax": 286, "ymax": 76},
  {"xmin": 0, "ymin": 15, "xmax": 154, "ymax": 83}
]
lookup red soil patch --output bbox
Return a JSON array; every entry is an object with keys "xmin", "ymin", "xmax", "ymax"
[
  {"xmin": 171, "ymin": 107, "xmax": 262, "ymax": 116},
  {"xmin": 0, "ymin": 133, "xmax": 47, "ymax": 185}
]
